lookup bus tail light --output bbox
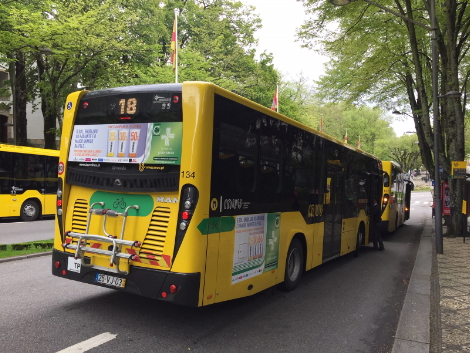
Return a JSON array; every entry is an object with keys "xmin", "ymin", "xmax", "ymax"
[
  {"xmin": 382, "ymin": 194, "xmax": 389, "ymax": 204},
  {"xmin": 161, "ymin": 285, "xmax": 178, "ymax": 299},
  {"xmin": 174, "ymin": 184, "xmax": 199, "ymax": 258},
  {"xmin": 382, "ymin": 194, "xmax": 389, "ymax": 212},
  {"xmin": 56, "ymin": 177, "xmax": 64, "ymax": 239},
  {"xmin": 55, "ymin": 261, "xmax": 61, "ymax": 269}
]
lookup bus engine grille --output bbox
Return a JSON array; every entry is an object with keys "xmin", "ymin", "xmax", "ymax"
[
  {"xmin": 139, "ymin": 207, "xmax": 170, "ymax": 260},
  {"xmin": 71, "ymin": 199, "xmax": 88, "ymax": 233}
]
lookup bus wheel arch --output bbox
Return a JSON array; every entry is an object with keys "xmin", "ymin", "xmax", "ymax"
[
  {"xmin": 354, "ymin": 222, "xmax": 365, "ymax": 257},
  {"xmin": 20, "ymin": 198, "xmax": 41, "ymax": 222},
  {"xmin": 279, "ymin": 234, "xmax": 305, "ymax": 292}
]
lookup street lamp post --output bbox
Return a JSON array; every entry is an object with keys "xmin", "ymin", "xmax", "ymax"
[{"xmin": 330, "ymin": 0, "xmax": 443, "ymax": 253}]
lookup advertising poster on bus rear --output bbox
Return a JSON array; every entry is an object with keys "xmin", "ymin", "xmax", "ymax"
[{"xmin": 68, "ymin": 122, "xmax": 182, "ymax": 165}]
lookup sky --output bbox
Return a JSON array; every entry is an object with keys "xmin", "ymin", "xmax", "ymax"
[{"xmin": 242, "ymin": 0, "xmax": 416, "ymax": 137}]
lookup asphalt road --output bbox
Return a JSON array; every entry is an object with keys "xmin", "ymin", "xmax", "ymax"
[
  {"xmin": 0, "ymin": 192, "xmax": 432, "ymax": 353},
  {"xmin": 0, "ymin": 217, "xmax": 55, "ymax": 244}
]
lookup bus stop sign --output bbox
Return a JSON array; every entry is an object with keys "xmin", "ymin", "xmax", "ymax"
[{"xmin": 451, "ymin": 161, "xmax": 466, "ymax": 179}]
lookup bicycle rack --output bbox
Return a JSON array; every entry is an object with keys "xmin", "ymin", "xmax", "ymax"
[{"xmin": 63, "ymin": 202, "xmax": 141, "ymax": 275}]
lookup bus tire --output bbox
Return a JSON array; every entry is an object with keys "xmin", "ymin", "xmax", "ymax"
[
  {"xmin": 20, "ymin": 200, "xmax": 40, "ymax": 222},
  {"xmin": 354, "ymin": 225, "xmax": 364, "ymax": 257},
  {"xmin": 279, "ymin": 238, "xmax": 304, "ymax": 292}
]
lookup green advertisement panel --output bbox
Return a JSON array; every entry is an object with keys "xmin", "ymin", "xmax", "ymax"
[{"xmin": 145, "ymin": 122, "xmax": 182, "ymax": 165}]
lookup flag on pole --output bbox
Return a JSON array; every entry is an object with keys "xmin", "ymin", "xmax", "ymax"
[
  {"xmin": 357, "ymin": 135, "xmax": 361, "ymax": 148},
  {"xmin": 344, "ymin": 129, "xmax": 348, "ymax": 144},
  {"xmin": 271, "ymin": 85, "xmax": 278, "ymax": 112},
  {"xmin": 170, "ymin": 11, "xmax": 178, "ymax": 82}
]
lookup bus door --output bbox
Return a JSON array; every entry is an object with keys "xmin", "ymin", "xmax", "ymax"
[{"xmin": 323, "ymin": 162, "xmax": 344, "ymax": 262}]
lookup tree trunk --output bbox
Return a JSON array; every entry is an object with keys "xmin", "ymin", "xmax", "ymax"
[
  {"xmin": 37, "ymin": 56, "xmax": 57, "ymax": 149},
  {"xmin": 441, "ymin": 0, "xmax": 465, "ymax": 237},
  {"xmin": 14, "ymin": 51, "xmax": 27, "ymax": 146}
]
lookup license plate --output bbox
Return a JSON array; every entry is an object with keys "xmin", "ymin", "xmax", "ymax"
[
  {"xmin": 95, "ymin": 273, "xmax": 126, "ymax": 288},
  {"xmin": 67, "ymin": 257, "xmax": 82, "ymax": 273}
]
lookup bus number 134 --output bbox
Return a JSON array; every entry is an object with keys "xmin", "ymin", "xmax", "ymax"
[{"xmin": 181, "ymin": 171, "xmax": 195, "ymax": 178}]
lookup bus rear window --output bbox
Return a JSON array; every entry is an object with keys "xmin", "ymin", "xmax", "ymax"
[
  {"xmin": 69, "ymin": 88, "xmax": 182, "ymax": 166},
  {"xmin": 65, "ymin": 86, "xmax": 182, "ymax": 192}
]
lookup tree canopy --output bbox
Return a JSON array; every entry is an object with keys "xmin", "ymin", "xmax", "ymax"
[
  {"xmin": 0, "ymin": 0, "xmax": 282, "ymax": 148},
  {"xmin": 298, "ymin": 0, "xmax": 469, "ymax": 236}
]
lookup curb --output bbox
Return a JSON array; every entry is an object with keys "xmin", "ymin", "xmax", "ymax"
[
  {"xmin": 392, "ymin": 217, "xmax": 432, "ymax": 353},
  {"xmin": 0, "ymin": 251, "xmax": 51, "ymax": 264}
]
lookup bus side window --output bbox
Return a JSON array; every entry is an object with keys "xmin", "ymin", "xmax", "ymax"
[
  {"xmin": 0, "ymin": 151, "xmax": 12, "ymax": 194},
  {"xmin": 259, "ymin": 118, "xmax": 282, "ymax": 203},
  {"xmin": 216, "ymin": 150, "xmax": 238, "ymax": 194},
  {"xmin": 13, "ymin": 153, "xmax": 30, "ymax": 192},
  {"xmin": 258, "ymin": 162, "xmax": 279, "ymax": 202},
  {"xmin": 44, "ymin": 156, "xmax": 59, "ymax": 193},
  {"xmin": 383, "ymin": 173, "xmax": 390, "ymax": 187},
  {"xmin": 238, "ymin": 157, "xmax": 255, "ymax": 193}
]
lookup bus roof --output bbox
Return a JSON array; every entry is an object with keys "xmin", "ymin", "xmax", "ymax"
[
  {"xmin": 71, "ymin": 81, "xmax": 381, "ymax": 163},
  {"xmin": 0, "ymin": 144, "xmax": 59, "ymax": 157}
]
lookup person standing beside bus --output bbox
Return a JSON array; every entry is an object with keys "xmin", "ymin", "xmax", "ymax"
[
  {"xmin": 430, "ymin": 196, "xmax": 436, "ymax": 218},
  {"xmin": 371, "ymin": 199, "xmax": 384, "ymax": 251}
]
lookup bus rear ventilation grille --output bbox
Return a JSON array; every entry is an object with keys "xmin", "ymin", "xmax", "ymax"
[
  {"xmin": 139, "ymin": 207, "xmax": 171, "ymax": 258},
  {"xmin": 66, "ymin": 170, "xmax": 179, "ymax": 192},
  {"xmin": 71, "ymin": 199, "xmax": 88, "ymax": 233}
]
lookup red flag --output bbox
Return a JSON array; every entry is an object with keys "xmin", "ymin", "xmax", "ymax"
[
  {"xmin": 270, "ymin": 87, "xmax": 278, "ymax": 112},
  {"xmin": 170, "ymin": 15, "xmax": 177, "ymax": 72}
]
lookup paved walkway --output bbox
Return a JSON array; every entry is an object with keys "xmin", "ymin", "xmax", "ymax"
[
  {"xmin": 391, "ymin": 202, "xmax": 470, "ymax": 353},
  {"xmin": 437, "ymin": 237, "xmax": 470, "ymax": 352}
]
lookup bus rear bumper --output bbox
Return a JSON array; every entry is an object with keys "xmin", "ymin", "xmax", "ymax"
[{"xmin": 52, "ymin": 249, "xmax": 201, "ymax": 307}]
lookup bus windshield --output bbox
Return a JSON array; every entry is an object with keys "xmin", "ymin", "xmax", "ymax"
[{"xmin": 66, "ymin": 85, "xmax": 182, "ymax": 192}]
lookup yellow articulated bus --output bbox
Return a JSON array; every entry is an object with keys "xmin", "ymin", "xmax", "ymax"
[
  {"xmin": 52, "ymin": 82, "xmax": 383, "ymax": 307},
  {"xmin": 0, "ymin": 144, "xmax": 59, "ymax": 221},
  {"xmin": 381, "ymin": 161, "xmax": 412, "ymax": 233}
]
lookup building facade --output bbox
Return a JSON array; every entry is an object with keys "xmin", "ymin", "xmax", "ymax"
[{"xmin": 0, "ymin": 69, "xmax": 51, "ymax": 147}]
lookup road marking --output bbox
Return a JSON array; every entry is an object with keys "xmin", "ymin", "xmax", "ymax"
[{"xmin": 56, "ymin": 332, "xmax": 117, "ymax": 353}]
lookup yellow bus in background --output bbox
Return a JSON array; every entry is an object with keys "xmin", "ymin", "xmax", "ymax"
[
  {"xmin": 0, "ymin": 144, "xmax": 59, "ymax": 221},
  {"xmin": 52, "ymin": 82, "xmax": 383, "ymax": 306},
  {"xmin": 381, "ymin": 161, "xmax": 412, "ymax": 233}
]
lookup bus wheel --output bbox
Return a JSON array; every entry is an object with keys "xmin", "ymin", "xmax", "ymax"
[
  {"xmin": 279, "ymin": 238, "xmax": 304, "ymax": 291},
  {"xmin": 354, "ymin": 225, "xmax": 364, "ymax": 257},
  {"xmin": 20, "ymin": 200, "xmax": 39, "ymax": 222}
]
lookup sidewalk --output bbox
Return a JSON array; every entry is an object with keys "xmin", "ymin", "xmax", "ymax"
[
  {"xmin": 392, "ymin": 217, "xmax": 432, "ymax": 353},
  {"xmin": 436, "ymin": 236, "xmax": 470, "ymax": 352},
  {"xmin": 392, "ymin": 213, "xmax": 470, "ymax": 353}
]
